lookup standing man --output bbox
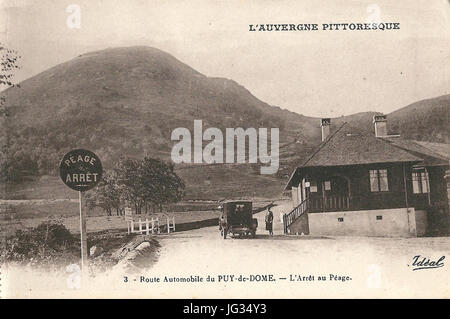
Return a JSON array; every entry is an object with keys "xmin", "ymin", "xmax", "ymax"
[{"xmin": 265, "ymin": 207, "xmax": 274, "ymax": 236}]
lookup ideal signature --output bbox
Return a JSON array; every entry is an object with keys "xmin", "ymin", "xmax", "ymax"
[{"xmin": 411, "ymin": 255, "xmax": 445, "ymax": 271}]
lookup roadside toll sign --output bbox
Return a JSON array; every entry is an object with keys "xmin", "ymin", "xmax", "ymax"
[{"xmin": 59, "ymin": 149, "xmax": 103, "ymax": 192}]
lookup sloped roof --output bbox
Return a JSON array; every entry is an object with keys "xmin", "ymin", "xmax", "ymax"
[
  {"xmin": 284, "ymin": 122, "xmax": 436, "ymax": 190},
  {"xmin": 382, "ymin": 137, "xmax": 449, "ymax": 167},
  {"xmin": 301, "ymin": 123, "xmax": 422, "ymax": 167}
]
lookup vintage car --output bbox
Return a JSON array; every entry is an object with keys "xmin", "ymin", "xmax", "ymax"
[{"xmin": 219, "ymin": 200, "xmax": 258, "ymax": 239}]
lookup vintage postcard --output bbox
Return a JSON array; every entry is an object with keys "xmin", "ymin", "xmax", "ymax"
[{"xmin": 0, "ymin": 0, "xmax": 449, "ymax": 300}]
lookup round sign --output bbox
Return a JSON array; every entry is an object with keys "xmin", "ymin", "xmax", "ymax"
[{"xmin": 59, "ymin": 149, "xmax": 103, "ymax": 192}]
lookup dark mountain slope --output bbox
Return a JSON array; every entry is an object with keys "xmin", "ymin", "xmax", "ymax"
[
  {"xmin": 2, "ymin": 46, "xmax": 448, "ymax": 199},
  {"xmin": 388, "ymin": 95, "xmax": 450, "ymax": 143},
  {"xmin": 2, "ymin": 47, "xmax": 310, "ymax": 198}
]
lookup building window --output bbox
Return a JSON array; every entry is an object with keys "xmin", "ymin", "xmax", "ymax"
[
  {"xmin": 412, "ymin": 169, "xmax": 429, "ymax": 194},
  {"xmin": 338, "ymin": 217, "xmax": 344, "ymax": 222},
  {"xmin": 369, "ymin": 169, "xmax": 389, "ymax": 192},
  {"xmin": 376, "ymin": 215, "xmax": 382, "ymax": 220},
  {"xmin": 310, "ymin": 180, "xmax": 318, "ymax": 193},
  {"xmin": 324, "ymin": 180, "xmax": 331, "ymax": 191}
]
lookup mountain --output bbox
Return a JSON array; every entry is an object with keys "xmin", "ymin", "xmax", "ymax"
[
  {"xmin": 1, "ymin": 46, "xmax": 448, "ymax": 199},
  {"xmin": 388, "ymin": 95, "xmax": 450, "ymax": 143},
  {"xmin": 2, "ymin": 46, "xmax": 315, "ymax": 199}
]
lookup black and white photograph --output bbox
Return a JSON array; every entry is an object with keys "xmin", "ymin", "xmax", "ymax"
[{"xmin": 0, "ymin": 0, "xmax": 449, "ymax": 299}]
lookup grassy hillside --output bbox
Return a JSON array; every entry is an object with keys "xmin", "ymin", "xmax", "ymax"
[
  {"xmin": 1, "ymin": 46, "xmax": 448, "ymax": 200},
  {"xmin": 2, "ymin": 46, "xmax": 313, "ymax": 199},
  {"xmin": 388, "ymin": 95, "xmax": 450, "ymax": 143}
]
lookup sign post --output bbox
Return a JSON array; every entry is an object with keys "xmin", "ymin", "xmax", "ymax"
[
  {"xmin": 60, "ymin": 149, "xmax": 102, "ymax": 276},
  {"xmin": 125, "ymin": 207, "xmax": 133, "ymax": 234},
  {"xmin": 79, "ymin": 191, "xmax": 88, "ymax": 269}
]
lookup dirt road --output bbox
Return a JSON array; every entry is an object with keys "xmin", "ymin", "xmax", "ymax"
[
  {"xmin": 145, "ymin": 207, "xmax": 450, "ymax": 298},
  {"xmin": 4, "ymin": 205, "xmax": 450, "ymax": 298}
]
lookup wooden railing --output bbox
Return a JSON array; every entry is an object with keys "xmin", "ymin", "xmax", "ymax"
[
  {"xmin": 309, "ymin": 196, "xmax": 350, "ymax": 212},
  {"xmin": 283, "ymin": 196, "xmax": 351, "ymax": 234},
  {"xmin": 283, "ymin": 198, "xmax": 310, "ymax": 234}
]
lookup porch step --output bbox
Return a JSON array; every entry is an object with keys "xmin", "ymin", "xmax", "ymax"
[{"xmin": 283, "ymin": 199, "xmax": 310, "ymax": 234}]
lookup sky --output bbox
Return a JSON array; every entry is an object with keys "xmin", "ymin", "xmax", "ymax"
[{"xmin": 0, "ymin": 0, "xmax": 449, "ymax": 117}]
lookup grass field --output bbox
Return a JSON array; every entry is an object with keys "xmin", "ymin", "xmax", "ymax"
[
  {"xmin": 0, "ymin": 195, "xmax": 275, "ymax": 237},
  {"xmin": 3, "ymin": 166, "xmax": 286, "ymax": 201},
  {"xmin": 0, "ymin": 211, "xmax": 222, "ymax": 236},
  {"xmin": 1, "ymin": 169, "xmax": 283, "ymax": 236},
  {"xmin": 3, "ymin": 176, "xmax": 78, "ymax": 200}
]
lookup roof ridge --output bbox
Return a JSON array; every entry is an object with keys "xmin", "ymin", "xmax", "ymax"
[
  {"xmin": 384, "ymin": 138, "xmax": 450, "ymax": 163},
  {"xmin": 410, "ymin": 141, "xmax": 450, "ymax": 161},
  {"xmin": 301, "ymin": 122, "xmax": 348, "ymax": 167},
  {"xmin": 340, "ymin": 124, "xmax": 425, "ymax": 156},
  {"xmin": 347, "ymin": 127, "xmax": 425, "ymax": 162}
]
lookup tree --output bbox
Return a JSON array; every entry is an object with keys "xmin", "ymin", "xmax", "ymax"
[
  {"xmin": 86, "ymin": 157, "xmax": 186, "ymax": 215},
  {"xmin": 0, "ymin": 44, "xmax": 21, "ymax": 184},
  {"xmin": 0, "ymin": 44, "xmax": 21, "ymax": 116},
  {"xmin": 138, "ymin": 157, "xmax": 185, "ymax": 211},
  {"xmin": 85, "ymin": 170, "xmax": 123, "ymax": 216},
  {"xmin": 114, "ymin": 157, "xmax": 146, "ymax": 214}
]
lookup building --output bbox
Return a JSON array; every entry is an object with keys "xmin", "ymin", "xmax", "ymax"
[{"xmin": 283, "ymin": 115, "xmax": 449, "ymax": 237}]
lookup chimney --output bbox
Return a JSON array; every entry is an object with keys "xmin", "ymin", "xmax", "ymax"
[
  {"xmin": 373, "ymin": 114, "xmax": 387, "ymax": 137},
  {"xmin": 320, "ymin": 118, "xmax": 331, "ymax": 141}
]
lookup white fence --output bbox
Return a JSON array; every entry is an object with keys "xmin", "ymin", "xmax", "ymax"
[
  {"xmin": 127, "ymin": 217, "xmax": 175, "ymax": 235},
  {"xmin": 167, "ymin": 216, "xmax": 175, "ymax": 233}
]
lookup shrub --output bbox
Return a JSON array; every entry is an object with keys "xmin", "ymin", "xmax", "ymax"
[{"xmin": 1, "ymin": 220, "xmax": 78, "ymax": 265}]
